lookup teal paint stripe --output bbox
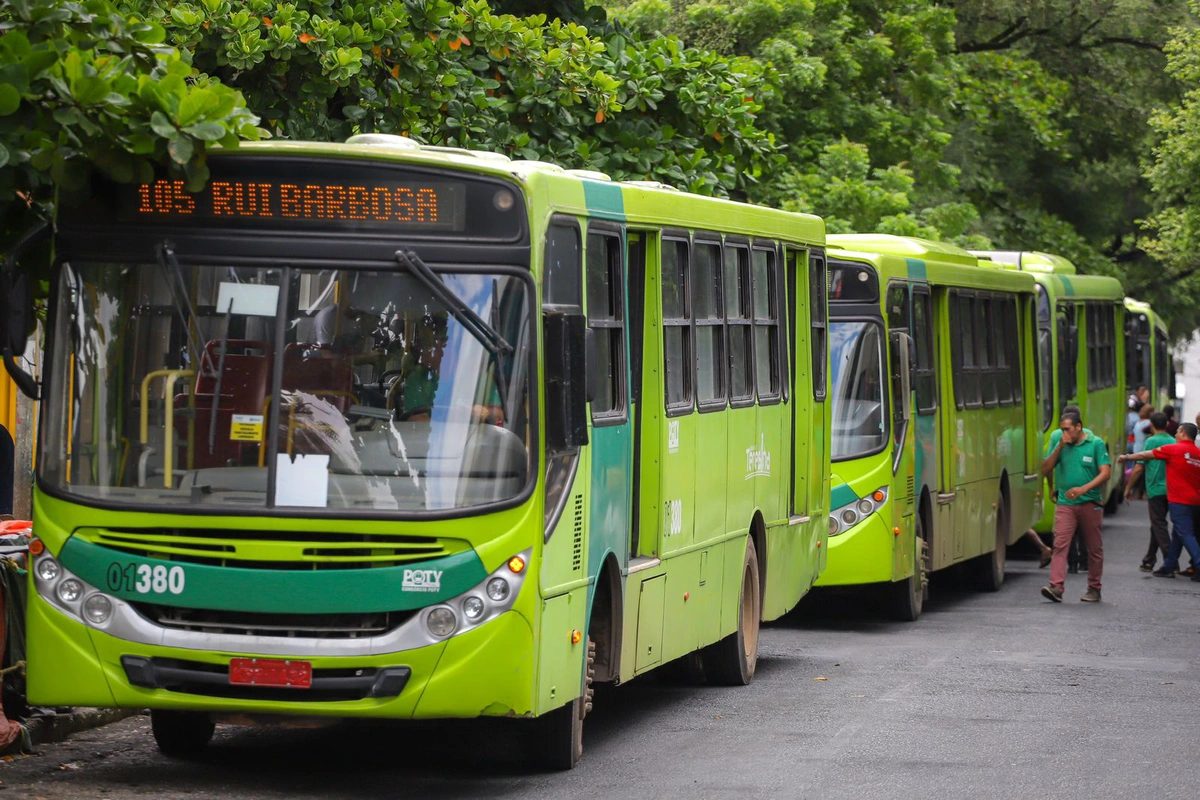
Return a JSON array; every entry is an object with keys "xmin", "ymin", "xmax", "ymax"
[
  {"xmin": 830, "ymin": 483, "xmax": 859, "ymax": 509},
  {"xmin": 582, "ymin": 181, "xmax": 625, "ymax": 220},
  {"xmin": 1058, "ymin": 275, "xmax": 1075, "ymax": 296},
  {"xmin": 59, "ymin": 538, "xmax": 487, "ymax": 614},
  {"xmin": 905, "ymin": 257, "xmax": 927, "ymax": 280}
]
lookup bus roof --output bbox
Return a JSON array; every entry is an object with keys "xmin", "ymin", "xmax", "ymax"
[
  {"xmin": 827, "ymin": 234, "xmax": 1036, "ymax": 292},
  {"xmin": 972, "ymin": 249, "xmax": 1124, "ymax": 300},
  {"xmin": 971, "ymin": 250, "xmax": 1077, "ymax": 274},
  {"xmin": 221, "ymin": 137, "xmax": 826, "ymax": 244},
  {"xmin": 828, "ymin": 233, "xmax": 979, "ymax": 268},
  {"xmin": 1125, "ymin": 297, "xmax": 1167, "ymax": 332}
]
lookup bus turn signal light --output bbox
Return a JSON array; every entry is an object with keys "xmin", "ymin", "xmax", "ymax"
[
  {"xmin": 29, "ymin": 538, "xmax": 44, "ymax": 556},
  {"xmin": 571, "ymin": 629, "xmax": 582, "ymax": 644},
  {"xmin": 508, "ymin": 556, "xmax": 526, "ymax": 574},
  {"xmin": 873, "ymin": 491, "xmax": 886, "ymax": 503},
  {"xmin": 893, "ymin": 527, "xmax": 901, "ymax": 536}
]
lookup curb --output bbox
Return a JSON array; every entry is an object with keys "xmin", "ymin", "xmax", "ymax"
[{"xmin": 25, "ymin": 708, "xmax": 144, "ymax": 746}]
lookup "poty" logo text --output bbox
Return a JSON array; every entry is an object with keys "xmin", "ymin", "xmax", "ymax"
[{"xmin": 402, "ymin": 569, "xmax": 443, "ymax": 593}]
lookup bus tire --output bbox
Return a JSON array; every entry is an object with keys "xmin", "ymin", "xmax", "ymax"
[
  {"xmin": 1103, "ymin": 486, "xmax": 1120, "ymax": 516},
  {"xmin": 975, "ymin": 497, "xmax": 1007, "ymax": 592},
  {"xmin": 150, "ymin": 710, "xmax": 215, "ymax": 758},
  {"xmin": 887, "ymin": 517, "xmax": 928, "ymax": 622},
  {"xmin": 533, "ymin": 637, "xmax": 593, "ymax": 771},
  {"xmin": 703, "ymin": 536, "xmax": 760, "ymax": 686}
]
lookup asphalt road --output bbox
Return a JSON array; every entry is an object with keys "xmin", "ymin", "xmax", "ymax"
[{"xmin": 4, "ymin": 501, "xmax": 1198, "ymax": 799}]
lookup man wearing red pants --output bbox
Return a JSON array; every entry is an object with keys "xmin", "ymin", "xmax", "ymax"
[{"xmin": 1040, "ymin": 411, "xmax": 1112, "ymax": 603}]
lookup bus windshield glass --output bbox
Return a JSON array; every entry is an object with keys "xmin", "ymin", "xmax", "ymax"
[
  {"xmin": 829, "ymin": 320, "xmax": 887, "ymax": 461},
  {"xmin": 40, "ymin": 261, "xmax": 532, "ymax": 514}
]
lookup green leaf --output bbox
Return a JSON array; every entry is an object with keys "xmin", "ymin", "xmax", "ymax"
[
  {"xmin": 0, "ymin": 83, "xmax": 20, "ymax": 116},
  {"xmin": 0, "ymin": 141, "xmax": 9, "ymax": 169},
  {"xmin": 168, "ymin": 135, "xmax": 194, "ymax": 164},
  {"xmin": 182, "ymin": 121, "xmax": 227, "ymax": 141},
  {"xmin": 150, "ymin": 111, "xmax": 178, "ymax": 139}
]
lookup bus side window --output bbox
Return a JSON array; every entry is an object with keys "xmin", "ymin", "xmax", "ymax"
[
  {"xmin": 995, "ymin": 294, "xmax": 1012, "ymax": 405},
  {"xmin": 663, "ymin": 237, "xmax": 693, "ymax": 415},
  {"xmin": 1008, "ymin": 297, "xmax": 1022, "ymax": 403},
  {"xmin": 949, "ymin": 291, "xmax": 965, "ymax": 410},
  {"xmin": 586, "ymin": 228, "xmax": 626, "ymax": 423},
  {"xmin": 911, "ymin": 286, "xmax": 936, "ymax": 414},
  {"xmin": 694, "ymin": 240, "xmax": 725, "ymax": 410},
  {"xmin": 726, "ymin": 244, "xmax": 754, "ymax": 405},
  {"xmin": 809, "ymin": 250, "xmax": 827, "ymax": 400},
  {"xmin": 977, "ymin": 295, "xmax": 996, "ymax": 407},
  {"xmin": 752, "ymin": 246, "xmax": 782, "ymax": 402}
]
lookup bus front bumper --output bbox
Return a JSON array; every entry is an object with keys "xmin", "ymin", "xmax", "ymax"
[
  {"xmin": 813, "ymin": 512, "xmax": 896, "ymax": 587},
  {"xmin": 27, "ymin": 589, "xmax": 536, "ymax": 719}
]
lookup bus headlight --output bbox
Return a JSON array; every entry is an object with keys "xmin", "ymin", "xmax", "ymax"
[
  {"xmin": 36, "ymin": 558, "xmax": 60, "ymax": 582},
  {"xmin": 83, "ymin": 594, "xmax": 114, "ymax": 625},
  {"xmin": 486, "ymin": 577, "xmax": 510, "ymax": 602},
  {"xmin": 828, "ymin": 486, "xmax": 890, "ymax": 536},
  {"xmin": 462, "ymin": 595, "xmax": 485, "ymax": 620},
  {"xmin": 425, "ymin": 607, "xmax": 458, "ymax": 638},
  {"xmin": 57, "ymin": 579, "xmax": 84, "ymax": 604}
]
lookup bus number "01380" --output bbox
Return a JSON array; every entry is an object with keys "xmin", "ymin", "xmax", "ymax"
[{"xmin": 107, "ymin": 563, "xmax": 186, "ymax": 595}]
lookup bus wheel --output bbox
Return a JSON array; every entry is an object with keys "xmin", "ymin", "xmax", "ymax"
[
  {"xmin": 703, "ymin": 536, "xmax": 760, "ymax": 686},
  {"xmin": 887, "ymin": 517, "xmax": 928, "ymax": 622},
  {"xmin": 1103, "ymin": 486, "xmax": 1120, "ymax": 516},
  {"xmin": 534, "ymin": 637, "xmax": 594, "ymax": 770},
  {"xmin": 976, "ymin": 498, "xmax": 1007, "ymax": 592},
  {"xmin": 150, "ymin": 710, "xmax": 215, "ymax": 758}
]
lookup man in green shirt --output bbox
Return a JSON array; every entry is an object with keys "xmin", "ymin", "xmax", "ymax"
[
  {"xmin": 1126, "ymin": 411, "xmax": 1173, "ymax": 571},
  {"xmin": 1043, "ymin": 404, "xmax": 1093, "ymax": 573},
  {"xmin": 1040, "ymin": 411, "xmax": 1112, "ymax": 603}
]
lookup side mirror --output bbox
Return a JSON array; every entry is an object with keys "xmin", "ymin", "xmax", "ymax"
[
  {"xmin": 544, "ymin": 309, "xmax": 589, "ymax": 453},
  {"xmin": 1, "ymin": 221, "xmax": 49, "ymax": 400},
  {"xmin": 890, "ymin": 330, "xmax": 912, "ymax": 423}
]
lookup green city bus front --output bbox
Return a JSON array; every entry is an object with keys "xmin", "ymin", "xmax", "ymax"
[
  {"xmin": 27, "ymin": 147, "xmax": 553, "ymax": 723},
  {"xmin": 813, "ymin": 268, "xmax": 899, "ymax": 587}
]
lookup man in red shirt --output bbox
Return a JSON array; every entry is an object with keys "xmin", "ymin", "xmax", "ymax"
[{"xmin": 1119, "ymin": 422, "xmax": 1200, "ymax": 581}]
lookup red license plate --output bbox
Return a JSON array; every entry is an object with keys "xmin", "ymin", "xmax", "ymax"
[{"xmin": 229, "ymin": 658, "xmax": 312, "ymax": 689}]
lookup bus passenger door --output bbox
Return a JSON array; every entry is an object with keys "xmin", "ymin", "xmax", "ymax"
[
  {"xmin": 583, "ymin": 224, "xmax": 633, "ymax": 584},
  {"xmin": 789, "ymin": 247, "xmax": 827, "ymax": 587}
]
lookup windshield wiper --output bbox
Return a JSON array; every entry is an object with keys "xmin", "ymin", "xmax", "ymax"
[
  {"xmin": 393, "ymin": 249, "xmax": 514, "ymax": 414},
  {"xmin": 156, "ymin": 242, "xmax": 207, "ymax": 373},
  {"xmin": 394, "ymin": 250, "xmax": 513, "ymax": 356}
]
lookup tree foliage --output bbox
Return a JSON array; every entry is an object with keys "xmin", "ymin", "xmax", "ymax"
[
  {"xmin": 126, "ymin": 0, "xmax": 779, "ymax": 196},
  {"xmin": 0, "ymin": 0, "xmax": 260, "ymax": 254}
]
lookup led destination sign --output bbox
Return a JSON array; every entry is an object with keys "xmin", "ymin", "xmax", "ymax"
[{"xmin": 134, "ymin": 177, "xmax": 465, "ymax": 231}]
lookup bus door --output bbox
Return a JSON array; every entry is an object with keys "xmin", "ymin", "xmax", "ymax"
[
  {"xmin": 583, "ymin": 222, "xmax": 633, "ymax": 579},
  {"xmin": 786, "ymin": 246, "xmax": 823, "ymax": 590},
  {"xmin": 885, "ymin": 282, "xmax": 917, "ymax": 577},
  {"xmin": 627, "ymin": 231, "xmax": 647, "ymax": 559}
]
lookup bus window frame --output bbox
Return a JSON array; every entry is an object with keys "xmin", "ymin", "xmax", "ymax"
[
  {"xmin": 911, "ymin": 282, "xmax": 937, "ymax": 415},
  {"xmin": 662, "ymin": 231, "xmax": 695, "ymax": 418},
  {"xmin": 751, "ymin": 242, "xmax": 783, "ymax": 406},
  {"xmin": 693, "ymin": 233, "xmax": 728, "ymax": 413},
  {"xmin": 585, "ymin": 221, "xmax": 628, "ymax": 427}
]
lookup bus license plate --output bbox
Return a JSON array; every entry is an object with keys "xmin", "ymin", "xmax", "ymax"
[{"xmin": 228, "ymin": 658, "xmax": 312, "ymax": 689}]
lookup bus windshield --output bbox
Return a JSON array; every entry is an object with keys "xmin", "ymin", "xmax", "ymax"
[
  {"xmin": 829, "ymin": 320, "xmax": 887, "ymax": 461},
  {"xmin": 40, "ymin": 260, "xmax": 532, "ymax": 514}
]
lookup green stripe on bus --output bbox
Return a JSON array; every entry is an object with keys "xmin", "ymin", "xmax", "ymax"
[
  {"xmin": 58, "ymin": 537, "xmax": 488, "ymax": 614},
  {"xmin": 830, "ymin": 483, "xmax": 858, "ymax": 509},
  {"xmin": 582, "ymin": 180, "xmax": 625, "ymax": 220},
  {"xmin": 904, "ymin": 257, "xmax": 927, "ymax": 280}
]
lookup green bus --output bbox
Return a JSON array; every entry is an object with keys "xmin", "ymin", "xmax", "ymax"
[
  {"xmin": 8, "ymin": 135, "xmax": 831, "ymax": 768},
  {"xmin": 1124, "ymin": 297, "xmax": 1174, "ymax": 412},
  {"xmin": 813, "ymin": 235, "xmax": 1043, "ymax": 620},
  {"xmin": 973, "ymin": 251, "xmax": 1126, "ymax": 527}
]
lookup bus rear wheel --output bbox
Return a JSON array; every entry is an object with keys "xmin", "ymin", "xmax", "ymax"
[
  {"xmin": 150, "ymin": 710, "xmax": 215, "ymax": 758},
  {"xmin": 703, "ymin": 536, "xmax": 760, "ymax": 686},
  {"xmin": 533, "ymin": 637, "xmax": 594, "ymax": 770},
  {"xmin": 887, "ymin": 517, "xmax": 928, "ymax": 622},
  {"xmin": 975, "ymin": 497, "xmax": 1007, "ymax": 592}
]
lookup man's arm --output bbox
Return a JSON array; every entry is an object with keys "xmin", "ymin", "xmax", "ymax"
[
  {"xmin": 1118, "ymin": 448, "xmax": 1164, "ymax": 464},
  {"xmin": 1041, "ymin": 437, "xmax": 1066, "ymax": 478},
  {"xmin": 1064, "ymin": 464, "xmax": 1112, "ymax": 501},
  {"xmin": 1125, "ymin": 463, "xmax": 1144, "ymax": 499}
]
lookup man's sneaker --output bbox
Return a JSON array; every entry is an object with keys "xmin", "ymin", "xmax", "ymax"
[
  {"xmin": 1181, "ymin": 567, "xmax": 1197, "ymax": 578},
  {"xmin": 1080, "ymin": 589, "xmax": 1101, "ymax": 602},
  {"xmin": 1040, "ymin": 585, "xmax": 1063, "ymax": 603},
  {"xmin": 1140, "ymin": 562, "xmax": 1154, "ymax": 573},
  {"xmin": 1152, "ymin": 567, "xmax": 1176, "ymax": 578}
]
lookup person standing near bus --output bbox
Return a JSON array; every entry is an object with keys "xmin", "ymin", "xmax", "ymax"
[
  {"xmin": 1119, "ymin": 422, "xmax": 1200, "ymax": 582},
  {"xmin": 1126, "ymin": 412, "xmax": 1173, "ymax": 571},
  {"xmin": 1043, "ymin": 404, "xmax": 1092, "ymax": 573},
  {"xmin": 1040, "ymin": 411, "xmax": 1111, "ymax": 603},
  {"xmin": 1163, "ymin": 405, "xmax": 1180, "ymax": 436}
]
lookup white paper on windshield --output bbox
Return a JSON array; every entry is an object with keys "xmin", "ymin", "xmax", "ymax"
[
  {"xmin": 275, "ymin": 453, "xmax": 329, "ymax": 507},
  {"xmin": 216, "ymin": 282, "xmax": 280, "ymax": 317}
]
